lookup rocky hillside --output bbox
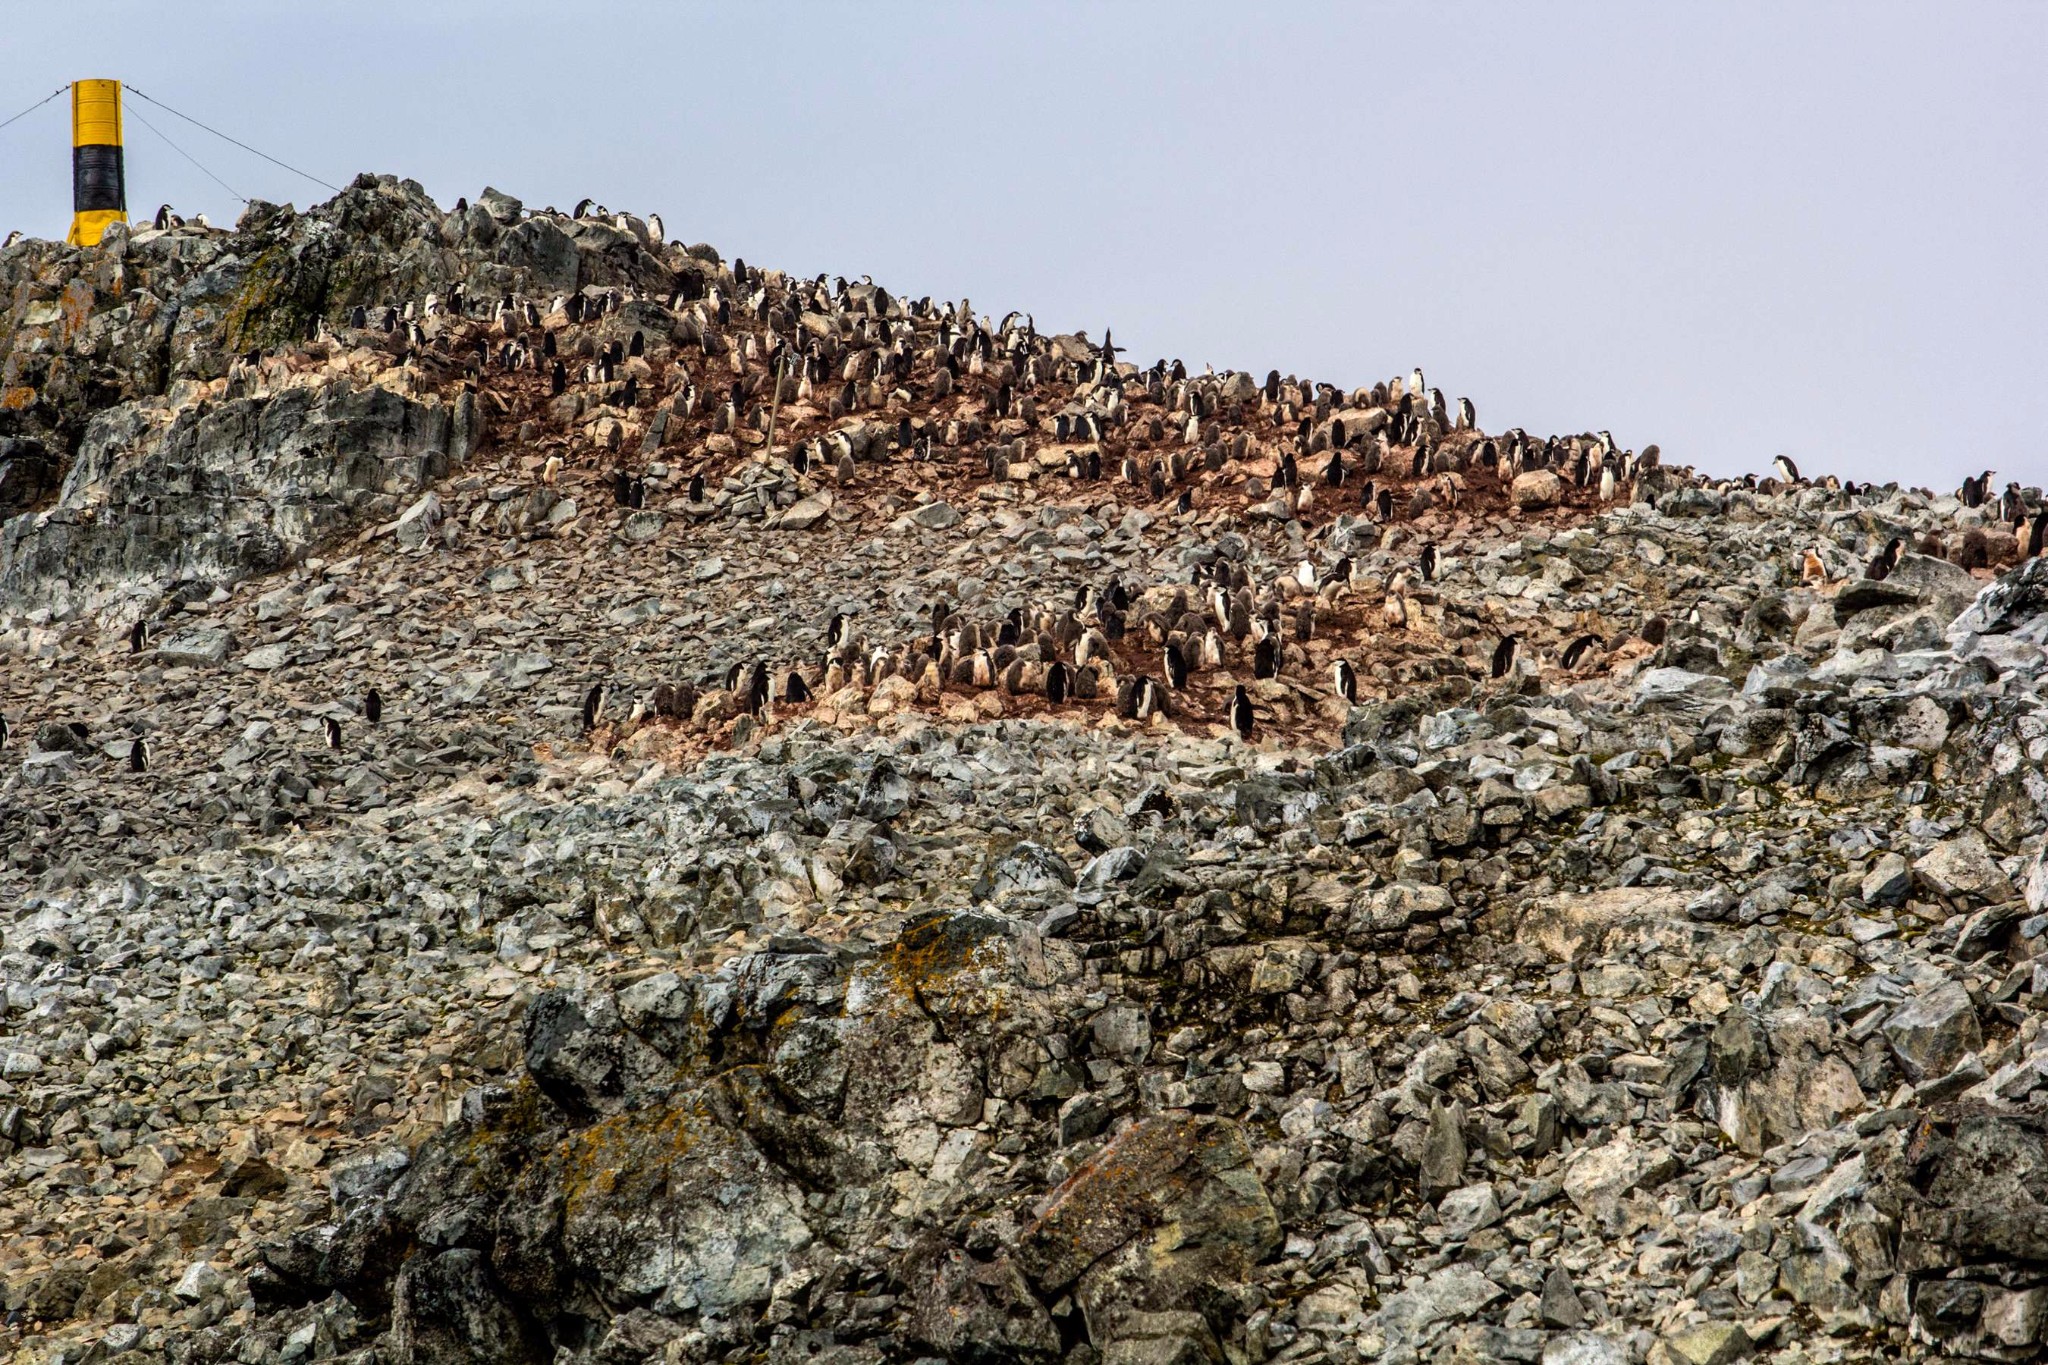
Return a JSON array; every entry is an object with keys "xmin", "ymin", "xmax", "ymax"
[{"xmin": 3, "ymin": 175, "xmax": 2047, "ymax": 1365}]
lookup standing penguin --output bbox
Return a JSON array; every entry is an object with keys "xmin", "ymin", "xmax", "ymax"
[
  {"xmin": 129, "ymin": 620, "xmax": 149, "ymax": 653},
  {"xmin": 1332, "ymin": 658, "xmax": 1357, "ymax": 704},
  {"xmin": 1163, "ymin": 640, "xmax": 1190, "ymax": 689},
  {"xmin": 323, "ymin": 717, "xmax": 342, "ymax": 750},
  {"xmin": 1490, "ymin": 635, "xmax": 1520, "ymax": 680},
  {"xmin": 128, "ymin": 738, "xmax": 150, "ymax": 772},
  {"xmin": 364, "ymin": 688, "xmax": 383, "ymax": 723},
  {"xmin": 1253, "ymin": 636, "xmax": 1279, "ymax": 680},
  {"xmin": 1773, "ymin": 454, "xmax": 1800, "ymax": 485},
  {"xmin": 1227, "ymin": 684, "xmax": 1254, "ymax": 739},
  {"xmin": 1045, "ymin": 660, "xmax": 1072, "ymax": 705},
  {"xmin": 581, "ymin": 682, "xmax": 606, "ymax": 733}
]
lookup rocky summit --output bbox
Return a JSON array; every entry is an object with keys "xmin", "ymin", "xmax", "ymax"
[{"xmin": 3, "ymin": 176, "xmax": 2048, "ymax": 1365}]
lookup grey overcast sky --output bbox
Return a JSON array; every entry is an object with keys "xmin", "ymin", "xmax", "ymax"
[{"xmin": 3, "ymin": 3, "xmax": 2042, "ymax": 489}]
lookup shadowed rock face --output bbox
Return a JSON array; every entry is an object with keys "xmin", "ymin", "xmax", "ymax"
[
  {"xmin": 250, "ymin": 912, "xmax": 1287, "ymax": 1364},
  {"xmin": 0, "ymin": 380, "xmax": 475, "ymax": 614}
]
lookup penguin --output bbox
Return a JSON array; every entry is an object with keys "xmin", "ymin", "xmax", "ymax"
[
  {"xmin": 129, "ymin": 620, "xmax": 148, "ymax": 653},
  {"xmin": 0, "ymin": 714, "xmax": 7, "ymax": 748},
  {"xmin": 1321, "ymin": 450, "xmax": 1346, "ymax": 487},
  {"xmin": 1640, "ymin": 616, "xmax": 1669, "ymax": 646},
  {"xmin": 550, "ymin": 359, "xmax": 567, "ymax": 396},
  {"xmin": 1773, "ymin": 455, "xmax": 1800, "ymax": 485},
  {"xmin": 364, "ymin": 688, "xmax": 383, "ymax": 723},
  {"xmin": 1134, "ymin": 676, "xmax": 1166, "ymax": 720},
  {"xmin": 1163, "ymin": 640, "xmax": 1190, "ymax": 689},
  {"xmin": 1253, "ymin": 636, "xmax": 1278, "ymax": 680},
  {"xmin": 1865, "ymin": 536, "xmax": 1902, "ymax": 581},
  {"xmin": 688, "ymin": 473, "xmax": 706, "ymax": 503},
  {"xmin": 1801, "ymin": 546, "xmax": 1829, "ymax": 586},
  {"xmin": 1176, "ymin": 489, "xmax": 1193, "ymax": 516},
  {"xmin": 1227, "ymin": 684, "xmax": 1254, "ymax": 740},
  {"xmin": 128, "ymin": 738, "xmax": 150, "ymax": 773},
  {"xmin": 322, "ymin": 716, "xmax": 342, "ymax": 751},
  {"xmin": 745, "ymin": 662, "xmax": 771, "ymax": 715},
  {"xmin": 1419, "ymin": 544, "xmax": 1438, "ymax": 583},
  {"xmin": 827, "ymin": 612, "xmax": 852, "ymax": 648},
  {"xmin": 1332, "ymin": 658, "xmax": 1357, "ymax": 705},
  {"xmin": 153, "ymin": 204, "xmax": 173, "ymax": 230},
  {"xmin": 1045, "ymin": 660, "xmax": 1072, "ymax": 705},
  {"xmin": 1384, "ymin": 572, "xmax": 1411, "ymax": 630},
  {"xmin": 783, "ymin": 672, "xmax": 811, "ymax": 704},
  {"xmin": 1490, "ymin": 635, "xmax": 1520, "ymax": 680},
  {"xmin": 1560, "ymin": 634, "xmax": 1599, "ymax": 671},
  {"xmin": 2030, "ymin": 509, "xmax": 2048, "ymax": 559},
  {"xmin": 581, "ymin": 682, "xmax": 606, "ymax": 733}
]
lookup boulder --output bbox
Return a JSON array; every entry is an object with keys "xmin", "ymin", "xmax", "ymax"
[
  {"xmin": 1511, "ymin": 469, "xmax": 1563, "ymax": 511},
  {"xmin": 1882, "ymin": 980, "xmax": 1982, "ymax": 1082}
]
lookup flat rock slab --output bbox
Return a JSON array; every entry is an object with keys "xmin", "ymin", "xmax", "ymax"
[{"xmin": 155, "ymin": 626, "xmax": 234, "ymax": 667}]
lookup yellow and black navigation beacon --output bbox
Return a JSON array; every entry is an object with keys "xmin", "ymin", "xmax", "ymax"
[{"xmin": 67, "ymin": 79, "xmax": 125, "ymax": 247}]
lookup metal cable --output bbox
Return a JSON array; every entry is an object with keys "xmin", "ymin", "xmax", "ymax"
[
  {"xmin": 125, "ymin": 84, "xmax": 340, "ymax": 194},
  {"xmin": 0, "ymin": 84, "xmax": 70, "ymax": 136},
  {"xmin": 126, "ymin": 104, "xmax": 246, "ymax": 204}
]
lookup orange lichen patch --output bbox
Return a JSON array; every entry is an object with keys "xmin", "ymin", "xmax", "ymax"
[
  {"xmin": 1, "ymin": 387, "xmax": 34, "ymax": 411},
  {"xmin": 877, "ymin": 910, "xmax": 1015, "ymax": 1017},
  {"xmin": 58, "ymin": 279, "xmax": 96, "ymax": 344},
  {"xmin": 555, "ymin": 1093, "xmax": 714, "ymax": 1211}
]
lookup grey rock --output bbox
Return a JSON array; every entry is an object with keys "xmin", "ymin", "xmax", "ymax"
[
  {"xmin": 1882, "ymin": 979, "xmax": 1982, "ymax": 1082},
  {"xmin": 155, "ymin": 625, "xmax": 234, "ymax": 666}
]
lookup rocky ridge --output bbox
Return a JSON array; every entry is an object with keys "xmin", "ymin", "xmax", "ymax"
[{"xmin": 3, "ymin": 176, "xmax": 2048, "ymax": 1365}]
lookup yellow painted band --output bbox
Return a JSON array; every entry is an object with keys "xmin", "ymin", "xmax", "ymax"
[
  {"xmin": 72, "ymin": 79, "xmax": 123, "ymax": 148},
  {"xmin": 67, "ymin": 208, "xmax": 124, "ymax": 247}
]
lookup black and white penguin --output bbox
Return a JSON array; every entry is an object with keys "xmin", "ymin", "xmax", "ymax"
[
  {"xmin": 1253, "ymin": 636, "xmax": 1278, "ymax": 680},
  {"xmin": 581, "ymin": 682, "xmax": 606, "ymax": 733},
  {"xmin": 129, "ymin": 620, "xmax": 148, "ymax": 653},
  {"xmin": 364, "ymin": 688, "xmax": 383, "ymax": 723},
  {"xmin": 550, "ymin": 359, "xmax": 567, "ymax": 396},
  {"xmin": 1490, "ymin": 635, "xmax": 1520, "ymax": 680},
  {"xmin": 1773, "ymin": 455, "xmax": 1800, "ymax": 485},
  {"xmin": 1865, "ymin": 536, "xmax": 1903, "ymax": 581},
  {"xmin": 153, "ymin": 204, "xmax": 174, "ymax": 230},
  {"xmin": 783, "ymin": 671, "xmax": 812, "ymax": 704},
  {"xmin": 1176, "ymin": 489, "xmax": 1193, "ymax": 516},
  {"xmin": 687, "ymin": 473, "xmax": 706, "ymax": 503},
  {"xmin": 1332, "ymin": 658, "xmax": 1357, "ymax": 705},
  {"xmin": 1227, "ymin": 684, "xmax": 1254, "ymax": 739},
  {"xmin": 1134, "ymin": 676, "xmax": 1166, "ymax": 720},
  {"xmin": 827, "ymin": 612, "xmax": 852, "ymax": 648},
  {"xmin": 319, "ymin": 716, "xmax": 340, "ymax": 750},
  {"xmin": 1045, "ymin": 660, "xmax": 1072, "ymax": 705},
  {"xmin": 1419, "ymin": 544, "xmax": 1438, "ymax": 583},
  {"xmin": 128, "ymin": 737, "xmax": 150, "ymax": 772},
  {"xmin": 1163, "ymin": 641, "xmax": 1190, "ymax": 689},
  {"xmin": 745, "ymin": 662, "xmax": 771, "ymax": 715},
  {"xmin": 1560, "ymin": 634, "xmax": 1600, "ymax": 671},
  {"xmin": 1321, "ymin": 450, "xmax": 1346, "ymax": 487},
  {"xmin": 0, "ymin": 714, "xmax": 8, "ymax": 748}
]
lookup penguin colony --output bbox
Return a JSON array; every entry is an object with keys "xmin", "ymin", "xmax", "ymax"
[{"xmin": 12, "ymin": 197, "xmax": 2043, "ymax": 771}]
